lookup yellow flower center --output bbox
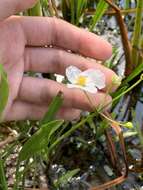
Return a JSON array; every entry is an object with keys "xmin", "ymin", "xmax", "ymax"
[{"xmin": 76, "ymin": 76, "xmax": 87, "ymax": 86}]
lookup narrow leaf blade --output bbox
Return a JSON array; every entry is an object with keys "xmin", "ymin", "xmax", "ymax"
[
  {"xmin": 54, "ymin": 169, "xmax": 80, "ymax": 187},
  {"xmin": 40, "ymin": 91, "xmax": 63, "ymax": 125},
  {"xmin": 0, "ymin": 157, "xmax": 8, "ymax": 190},
  {"xmin": 89, "ymin": 0, "xmax": 108, "ymax": 31},
  {"xmin": 0, "ymin": 64, "xmax": 9, "ymax": 120},
  {"xmin": 18, "ymin": 120, "xmax": 64, "ymax": 162}
]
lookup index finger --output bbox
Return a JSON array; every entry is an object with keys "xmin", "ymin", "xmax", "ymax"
[
  {"xmin": 20, "ymin": 17, "xmax": 112, "ymax": 60},
  {"xmin": 0, "ymin": 0, "xmax": 37, "ymax": 21}
]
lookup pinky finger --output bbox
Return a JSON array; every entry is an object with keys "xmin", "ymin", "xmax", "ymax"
[{"xmin": 5, "ymin": 101, "xmax": 81, "ymax": 121}]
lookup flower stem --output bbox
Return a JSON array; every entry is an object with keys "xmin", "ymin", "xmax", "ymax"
[
  {"xmin": 99, "ymin": 74, "xmax": 143, "ymax": 112},
  {"xmin": 112, "ymin": 74, "xmax": 143, "ymax": 103},
  {"xmin": 49, "ymin": 112, "xmax": 97, "ymax": 152},
  {"xmin": 84, "ymin": 91, "xmax": 130, "ymax": 128}
]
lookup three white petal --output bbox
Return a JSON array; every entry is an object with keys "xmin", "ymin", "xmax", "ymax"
[{"xmin": 66, "ymin": 66, "xmax": 106, "ymax": 94}]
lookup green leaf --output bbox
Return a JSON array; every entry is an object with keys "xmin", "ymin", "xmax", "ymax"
[
  {"xmin": 111, "ymin": 60, "xmax": 143, "ymax": 107},
  {"xmin": 112, "ymin": 86, "xmax": 128, "ymax": 98},
  {"xmin": 70, "ymin": 0, "xmax": 75, "ymax": 24},
  {"xmin": 111, "ymin": 86, "xmax": 128, "ymax": 108},
  {"xmin": 54, "ymin": 169, "xmax": 80, "ymax": 188},
  {"xmin": 61, "ymin": 0, "xmax": 87, "ymax": 25},
  {"xmin": 131, "ymin": 0, "xmax": 143, "ymax": 67},
  {"xmin": 40, "ymin": 91, "xmax": 64, "ymax": 125},
  {"xmin": 122, "ymin": 60, "xmax": 143, "ymax": 84},
  {"xmin": 89, "ymin": 0, "xmax": 108, "ymax": 31},
  {"xmin": 61, "ymin": 0, "xmax": 71, "ymax": 22},
  {"xmin": 0, "ymin": 64, "xmax": 9, "ymax": 121},
  {"xmin": 76, "ymin": 0, "xmax": 87, "ymax": 25},
  {"xmin": 0, "ymin": 157, "xmax": 8, "ymax": 190},
  {"xmin": 18, "ymin": 120, "xmax": 64, "ymax": 162},
  {"xmin": 124, "ymin": 0, "xmax": 130, "ymax": 9},
  {"xmin": 28, "ymin": 1, "xmax": 42, "ymax": 16}
]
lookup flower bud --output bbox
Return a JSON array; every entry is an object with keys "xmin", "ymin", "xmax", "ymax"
[{"xmin": 123, "ymin": 122, "xmax": 133, "ymax": 129}]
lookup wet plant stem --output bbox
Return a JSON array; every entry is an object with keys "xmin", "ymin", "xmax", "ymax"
[
  {"xmin": 132, "ymin": 0, "xmax": 143, "ymax": 67},
  {"xmin": 124, "ymin": 0, "xmax": 130, "ymax": 9},
  {"xmin": 111, "ymin": 75, "xmax": 143, "ymax": 104},
  {"xmin": 100, "ymin": 74, "xmax": 143, "ymax": 112},
  {"xmin": 139, "ymin": 37, "xmax": 143, "ymax": 64},
  {"xmin": 70, "ymin": 0, "xmax": 75, "ymax": 24},
  {"xmin": 86, "ymin": 8, "xmax": 143, "ymax": 16},
  {"xmin": 84, "ymin": 92, "xmax": 131, "ymax": 128},
  {"xmin": 104, "ymin": 0, "xmax": 132, "ymax": 75}
]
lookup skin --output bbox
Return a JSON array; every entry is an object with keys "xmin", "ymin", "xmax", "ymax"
[{"xmin": 0, "ymin": 0, "xmax": 119, "ymax": 121}]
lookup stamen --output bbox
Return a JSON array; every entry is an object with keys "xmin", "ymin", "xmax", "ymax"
[{"xmin": 76, "ymin": 76, "xmax": 87, "ymax": 86}]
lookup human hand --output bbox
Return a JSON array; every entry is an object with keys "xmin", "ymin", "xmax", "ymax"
[{"xmin": 0, "ymin": 0, "xmax": 119, "ymax": 121}]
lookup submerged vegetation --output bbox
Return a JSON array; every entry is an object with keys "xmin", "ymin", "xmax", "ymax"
[{"xmin": 0, "ymin": 0, "xmax": 143, "ymax": 189}]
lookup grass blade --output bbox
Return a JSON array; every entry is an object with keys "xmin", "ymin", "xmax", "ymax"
[
  {"xmin": 18, "ymin": 120, "xmax": 64, "ymax": 162},
  {"xmin": 40, "ymin": 91, "xmax": 63, "ymax": 125},
  {"xmin": 124, "ymin": 0, "xmax": 130, "ymax": 9},
  {"xmin": 0, "ymin": 64, "xmax": 9, "ymax": 121},
  {"xmin": 76, "ymin": 0, "xmax": 87, "ymax": 25},
  {"xmin": 70, "ymin": 0, "xmax": 75, "ymax": 24},
  {"xmin": 122, "ymin": 60, "xmax": 143, "ymax": 85},
  {"xmin": 89, "ymin": 0, "xmax": 108, "ymax": 31},
  {"xmin": 0, "ymin": 157, "xmax": 8, "ymax": 190},
  {"xmin": 61, "ymin": 0, "xmax": 70, "ymax": 22},
  {"xmin": 131, "ymin": 0, "xmax": 143, "ymax": 67},
  {"xmin": 28, "ymin": 1, "xmax": 42, "ymax": 16},
  {"xmin": 54, "ymin": 169, "xmax": 80, "ymax": 188}
]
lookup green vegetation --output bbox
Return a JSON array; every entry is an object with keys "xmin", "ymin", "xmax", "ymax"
[{"xmin": 0, "ymin": 0, "xmax": 143, "ymax": 189}]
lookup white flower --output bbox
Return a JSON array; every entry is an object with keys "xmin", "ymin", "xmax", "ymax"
[{"xmin": 65, "ymin": 66, "xmax": 106, "ymax": 94}]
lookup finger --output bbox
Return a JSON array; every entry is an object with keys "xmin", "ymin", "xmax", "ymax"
[
  {"xmin": 5, "ymin": 100, "xmax": 81, "ymax": 121},
  {"xmin": 24, "ymin": 47, "xmax": 119, "ymax": 92},
  {"xmin": 0, "ymin": 0, "xmax": 37, "ymax": 21},
  {"xmin": 21, "ymin": 17, "xmax": 112, "ymax": 60},
  {"xmin": 18, "ymin": 77, "xmax": 112, "ymax": 112}
]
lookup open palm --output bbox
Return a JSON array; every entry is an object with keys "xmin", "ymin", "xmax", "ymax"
[{"xmin": 0, "ymin": 2, "xmax": 118, "ymax": 121}]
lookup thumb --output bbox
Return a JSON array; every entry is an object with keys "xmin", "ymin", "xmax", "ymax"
[{"xmin": 0, "ymin": 0, "xmax": 38, "ymax": 21}]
